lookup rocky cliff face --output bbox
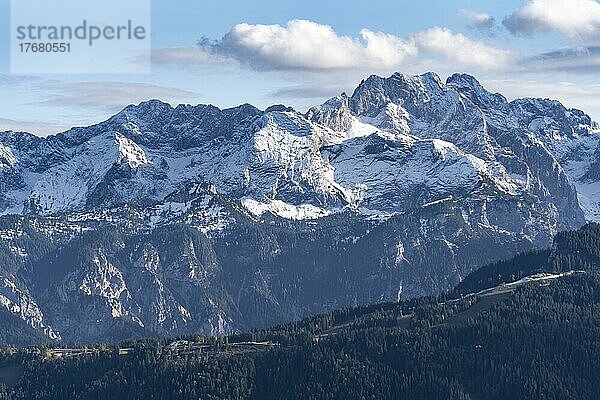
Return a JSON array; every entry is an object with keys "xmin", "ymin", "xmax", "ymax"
[{"xmin": 0, "ymin": 72, "xmax": 598, "ymax": 344}]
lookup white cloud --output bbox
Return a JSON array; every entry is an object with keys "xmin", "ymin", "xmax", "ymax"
[
  {"xmin": 219, "ymin": 19, "xmax": 417, "ymax": 71},
  {"xmin": 503, "ymin": 0, "xmax": 600, "ymax": 38},
  {"xmin": 413, "ymin": 27, "xmax": 511, "ymax": 69},
  {"xmin": 359, "ymin": 29, "xmax": 419, "ymax": 68},
  {"xmin": 212, "ymin": 20, "xmax": 510, "ymax": 72}
]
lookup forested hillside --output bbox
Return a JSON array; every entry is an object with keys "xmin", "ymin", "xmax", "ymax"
[{"xmin": 1, "ymin": 223, "xmax": 599, "ymax": 400}]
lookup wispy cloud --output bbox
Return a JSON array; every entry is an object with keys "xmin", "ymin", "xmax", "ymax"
[
  {"xmin": 152, "ymin": 45, "xmax": 235, "ymax": 68},
  {"xmin": 521, "ymin": 46, "xmax": 600, "ymax": 74},
  {"xmin": 0, "ymin": 80, "xmax": 201, "ymax": 134},
  {"xmin": 270, "ymin": 83, "xmax": 354, "ymax": 100},
  {"xmin": 0, "ymin": 74, "xmax": 42, "ymax": 86},
  {"xmin": 0, "ymin": 117, "xmax": 72, "ymax": 136},
  {"xmin": 34, "ymin": 81, "xmax": 199, "ymax": 112}
]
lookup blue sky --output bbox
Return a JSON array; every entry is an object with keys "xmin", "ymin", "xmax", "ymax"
[{"xmin": 1, "ymin": 0, "xmax": 600, "ymax": 135}]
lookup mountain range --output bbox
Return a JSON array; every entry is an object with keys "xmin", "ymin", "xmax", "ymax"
[
  {"xmin": 2, "ymin": 222, "xmax": 599, "ymax": 399},
  {"xmin": 0, "ymin": 72, "xmax": 598, "ymax": 344}
]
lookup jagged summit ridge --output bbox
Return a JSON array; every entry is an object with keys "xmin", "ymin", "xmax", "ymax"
[{"xmin": 0, "ymin": 72, "xmax": 597, "ymax": 225}]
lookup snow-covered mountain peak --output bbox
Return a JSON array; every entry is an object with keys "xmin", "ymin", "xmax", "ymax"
[
  {"xmin": 117, "ymin": 99, "xmax": 174, "ymax": 122},
  {"xmin": 264, "ymin": 104, "xmax": 296, "ymax": 113},
  {"xmin": 446, "ymin": 73, "xmax": 507, "ymax": 110},
  {"xmin": 392, "ymin": 71, "xmax": 444, "ymax": 93},
  {"xmin": 509, "ymin": 97, "xmax": 596, "ymax": 139},
  {"xmin": 350, "ymin": 72, "xmax": 465, "ymax": 121}
]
